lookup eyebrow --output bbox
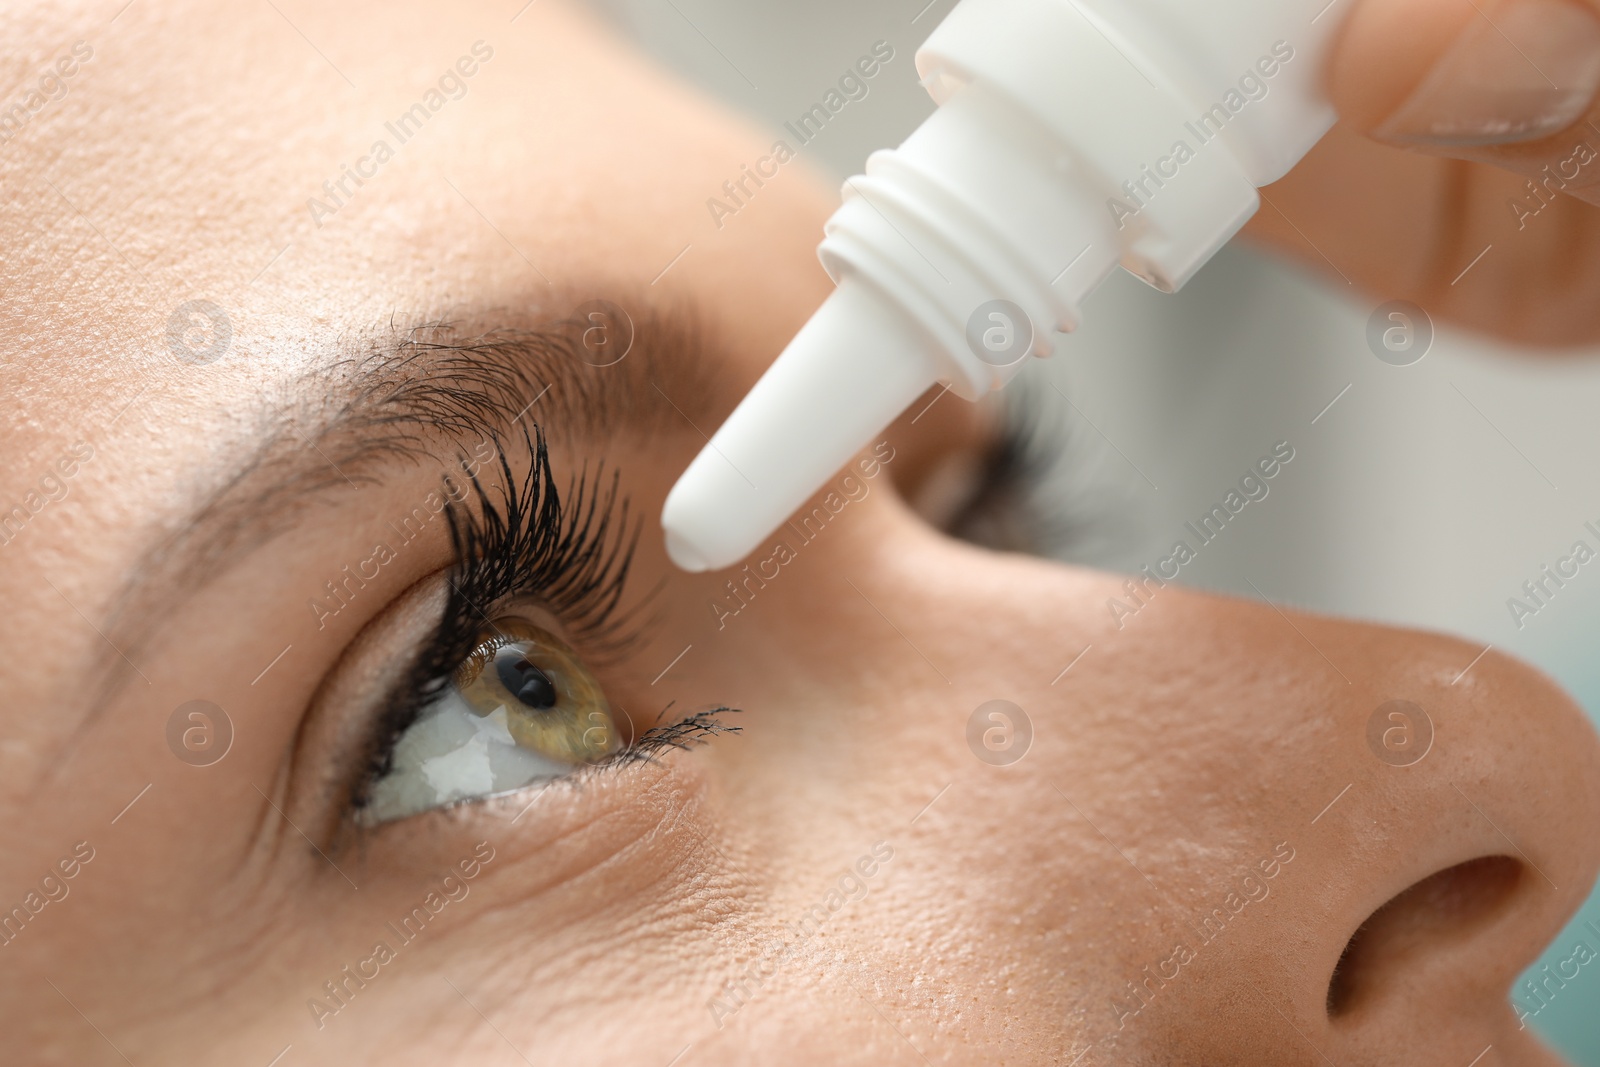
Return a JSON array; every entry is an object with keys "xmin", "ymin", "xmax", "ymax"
[{"xmin": 96, "ymin": 294, "xmax": 725, "ymax": 700}]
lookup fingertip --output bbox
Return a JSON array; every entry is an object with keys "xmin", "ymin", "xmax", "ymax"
[{"xmin": 1328, "ymin": 0, "xmax": 1480, "ymax": 131}]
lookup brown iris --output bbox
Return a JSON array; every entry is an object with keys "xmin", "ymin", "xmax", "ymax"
[{"xmin": 452, "ymin": 618, "xmax": 619, "ymax": 765}]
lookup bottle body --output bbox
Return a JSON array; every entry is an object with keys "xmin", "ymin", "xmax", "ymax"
[
  {"xmin": 828, "ymin": 0, "xmax": 1344, "ymax": 400},
  {"xmin": 661, "ymin": 0, "xmax": 1351, "ymax": 572}
]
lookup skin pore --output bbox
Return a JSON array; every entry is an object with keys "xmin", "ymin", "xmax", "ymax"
[{"xmin": 2, "ymin": 1, "xmax": 1599, "ymax": 1064}]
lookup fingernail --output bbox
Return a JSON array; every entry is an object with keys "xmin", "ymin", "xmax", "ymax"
[{"xmin": 1374, "ymin": 0, "xmax": 1600, "ymax": 147}]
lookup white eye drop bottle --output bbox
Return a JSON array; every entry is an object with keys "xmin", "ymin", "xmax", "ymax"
[{"xmin": 662, "ymin": 0, "xmax": 1353, "ymax": 572}]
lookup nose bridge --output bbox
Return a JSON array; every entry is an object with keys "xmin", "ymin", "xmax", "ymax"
[{"xmin": 793, "ymin": 508, "xmax": 1110, "ymax": 697}]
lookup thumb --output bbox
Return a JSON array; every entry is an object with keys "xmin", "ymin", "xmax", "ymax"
[{"xmin": 1330, "ymin": 0, "xmax": 1600, "ymax": 197}]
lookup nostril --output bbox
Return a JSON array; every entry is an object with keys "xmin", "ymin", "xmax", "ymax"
[{"xmin": 1327, "ymin": 855, "xmax": 1525, "ymax": 1017}]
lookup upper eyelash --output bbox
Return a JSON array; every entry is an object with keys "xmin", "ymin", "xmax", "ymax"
[
  {"xmin": 444, "ymin": 423, "xmax": 653, "ymax": 658},
  {"xmin": 350, "ymin": 424, "xmax": 657, "ymax": 811}
]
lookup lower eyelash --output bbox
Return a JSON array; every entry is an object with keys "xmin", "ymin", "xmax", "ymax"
[
  {"xmin": 359, "ymin": 688, "xmax": 740, "ymax": 826},
  {"xmin": 409, "ymin": 705, "xmax": 742, "ymax": 826},
  {"xmin": 602, "ymin": 705, "xmax": 741, "ymax": 770}
]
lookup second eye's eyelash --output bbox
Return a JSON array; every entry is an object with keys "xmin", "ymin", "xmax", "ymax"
[
  {"xmin": 350, "ymin": 425, "xmax": 733, "ymax": 815},
  {"xmin": 951, "ymin": 377, "xmax": 1126, "ymax": 561}
]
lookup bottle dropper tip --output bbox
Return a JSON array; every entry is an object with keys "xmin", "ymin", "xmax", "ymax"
[
  {"xmin": 660, "ymin": 277, "xmax": 939, "ymax": 574},
  {"xmin": 664, "ymin": 528, "xmax": 711, "ymax": 573}
]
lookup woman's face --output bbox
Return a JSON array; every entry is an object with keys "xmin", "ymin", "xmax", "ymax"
[{"xmin": 4, "ymin": 3, "xmax": 1598, "ymax": 1064}]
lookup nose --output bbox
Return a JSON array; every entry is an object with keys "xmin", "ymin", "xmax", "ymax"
[
  {"xmin": 1222, "ymin": 614, "xmax": 1600, "ymax": 1066},
  {"xmin": 904, "ymin": 538, "xmax": 1600, "ymax": 1065}
]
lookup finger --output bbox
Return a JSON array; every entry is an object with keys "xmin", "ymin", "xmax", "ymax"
[
  {"xmin": 1328, "ymin": 0, "xmax": 1600, "ymax": 205},
  {"xmin": 1246, "ymin": 125, "xmax": 1600, "ymax": 345}
]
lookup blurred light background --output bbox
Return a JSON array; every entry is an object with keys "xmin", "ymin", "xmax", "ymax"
[{"xmin": 588, "ymin": 0, "xmax": 1600, "ymax": 1059}]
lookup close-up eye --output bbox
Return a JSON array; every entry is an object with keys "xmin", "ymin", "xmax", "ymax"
[{"xmin": 361, "ymin": 614, "xmax": 622, "ymax": 825}]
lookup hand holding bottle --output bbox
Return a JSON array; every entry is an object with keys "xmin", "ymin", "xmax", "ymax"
[{"xmin": 1254, "ymin": 0, "xmax": 1600, "ymax": 344}]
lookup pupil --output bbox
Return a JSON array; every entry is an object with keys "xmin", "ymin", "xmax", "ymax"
[{"xmin": 493, "ymin": 645, "xmax": 557, "ymax": 709}]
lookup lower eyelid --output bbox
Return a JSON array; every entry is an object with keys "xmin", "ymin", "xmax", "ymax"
[
  {"xmin": 360, "ymin": 688, "xmax": 575, "ymax": 825},
  {"xmin": 345, "ymin": 755, "xmax": 729, "ymax": 924},
  {"xmin": 360, "ymin": 696, "xmax": 738, "ymax": 828}
]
